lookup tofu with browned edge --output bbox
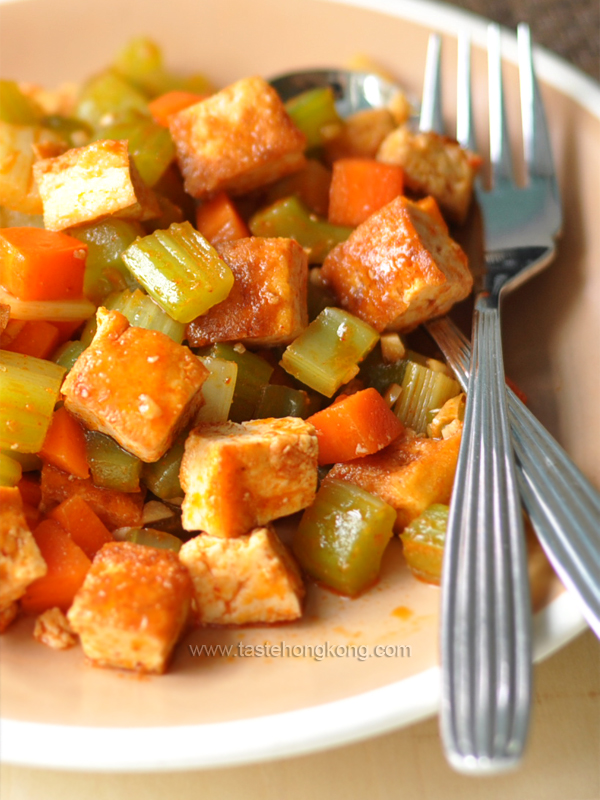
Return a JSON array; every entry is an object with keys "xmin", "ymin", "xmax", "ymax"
[
  {"xmin": 180, "ymin": 527, "xmax": 304, "ymax": 625},
  {"xmin": 325, "ymin": 425, "xmax": 462, "ymax": 532},
  {"xmin": 33, "ymin": 139, "xmax": 160, "ymax": 231},
  {"xmin": 0, "ymin": 486, "xmax": 47, "ymax": 614},
  {"xmin": 180, "ymin": 418, "xmax": 318, "ymax": 537},
  {"xmin": 186, "ymin": 237, "xmax": 308, "ymax": 348},
  {"xmin": 321, "ymin": 195, "xmax": 472, "ymax": 332},
  {"xmin": 169, "ymin": 76, "xmax": 307, "ymax": 198},
  {"xmin": 62, "ymin": 308, "xmax": 208, "ymax": 463},
  {"xmin": 67, "ymin": 541, "xmax": 192, "ymax": 673}
]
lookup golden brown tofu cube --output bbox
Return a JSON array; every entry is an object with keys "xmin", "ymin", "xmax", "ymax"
[
  {"xmin": 67, "ymin": 541, "xmax": 192, "ymax": 673},
  {"xmin": 325, "ymin": 425, "xmax": 462, "ymax": 532},
  {"xmin": 377, "ymin": 127, "xmax": 481, "ymax": 224},
  {"xmin": 186, "ymin": 237, "xmax": 308, "ymax": 348},
  {"xmin": 320, "ymin": 195, "xmax": 472, "ymax": 333},
  {"xmin": 33, "ymin": 139, "xmax": 160, "ymax": 231},
  {"xmin": 169, "ymin": 76, "xmax": 307, "ymax": 198},
  {"xmin": 180, "ymin": 418, "xmax": 319, "ymax": 537},
  {"xmin": 324, "ymin": 107, "xmax": 397, "ymax": 163},
  {"xmin": 62, "ymin": 308, "xmax": 208, "ymax": 462},
  {"xmin": 179, "ymin": 527, "xmax": 304, "ymax": 625},
  {"xmin": 33, "ymin": 607, "xmax": 78, "ymax": 650},
  {"xmin": 0, "ymin": 486, "xmax": 47, "ymax": 610}
]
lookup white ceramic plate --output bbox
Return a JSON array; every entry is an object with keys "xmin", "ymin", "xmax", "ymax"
[{"xmin": 1, "ymin": 0, "xmax": 598, "ymax": 772}]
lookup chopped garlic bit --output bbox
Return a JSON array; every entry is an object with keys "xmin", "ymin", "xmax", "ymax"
[{"xmin": 380, "ymin": 332, "xmax": 406, "ymax": 363}]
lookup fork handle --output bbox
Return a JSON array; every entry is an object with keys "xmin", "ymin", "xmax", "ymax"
[{"xmin": 440, "ymin": 298, "xmax": 532, "ymax": 773}]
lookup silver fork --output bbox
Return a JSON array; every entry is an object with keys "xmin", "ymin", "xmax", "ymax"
[{"xmin": 421, "ymin": 24, "xmax": 564, "ymax": 773}]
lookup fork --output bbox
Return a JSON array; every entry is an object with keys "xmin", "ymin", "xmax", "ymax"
[{"xmin": 420, "ymin": 24, "xmax": 566, "ymax": 773}]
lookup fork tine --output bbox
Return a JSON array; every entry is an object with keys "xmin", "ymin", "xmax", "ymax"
[
  {"xmin": 456, "ymin": 31, "xmax": 476, "ymax": 150},
  {"xmin": 517, "ymin": 23, "xmax": 555, "ymax": 181},
  {"xmin": 420, "ymin": 33, "xmax": 444, "ymax": 134},
  {"xmin": 487, "ymin": 24, "xmax": 514, "ymax": 185}
]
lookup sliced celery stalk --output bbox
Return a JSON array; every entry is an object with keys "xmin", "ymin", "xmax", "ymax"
[
  {"xmin": 285, "ymin": 87, "xmax": 342, "ymax": 149},
  {"xmin": 201, "ymin": 343, "xmax": 274, "ymax": 422},
  {"xmin": 281, "ymin": 307, "xmax": 379, "ymax": 397},
  {"xmin": 108, "ymin": 288, "xmax": 184, "ymax": 343},
  {"xmin": 74, "ymin": 70, "xmax": 150, "ymax": 128},
  {"xmin": 51, "ymin": 340, "xmax": 87, "ymax": 372},
  {"xmin": 399, "ymin": 503, "xmax": 448, "ymax": 586},
  {"xmin": 91, "ymin": 116, "xmax": 175, "ymax": 187},
  {"xmin": 84, "ymin": 431, "xmax": 142, "ymax": 493},
  {"xmin": 0, "ymin": 80, "xmax": 42, "ymax": 125},
  {"xmin": 0, "ymin": 286, "xmax": 96, "ymax": 322},
  {"xmin": 141, "ymin": 439, "xmax": 185, "ymax": 500},
  {"xmin": 1, "ymin": 449, "xmax": 42, "ymax": 472},
  {"xmin": 393, "ymin": 360, "xmax": 460, "ymax": 435},
  {"xmin": 121, "ymin": 221, "xmax": 234, "ymax": 324},
  {"xmin": 0, "ymin": 351, "xmax": 65, "ymax": 454},
  {"xmin": 255, "ymin": 384, "xmax": 311, "ymax": 419},
  {"xmin": 195, "ymin": 356, "xmax": 238, "ymax": 423},
  {"xmin": 292, "ymin": 479, "xmax": 396, "ymax": 596},
  {"xmin": 0, "ymin": 452, "xmax": 23, "ymax": 487},
  {"xmin": 249, "ymin": 196, "xmax": 352, "ymax": 264},
  {"xmin": 112, "ymin": 526, "xmax": 182, "ymax": 552},
  {"xmin": 68, "ymin": 218, "xmax": 143, "ymax": 305}
]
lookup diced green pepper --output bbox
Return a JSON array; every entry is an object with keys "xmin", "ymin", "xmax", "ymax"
[
  {"xmin": 200, "ymin": 343, "xmax": 273, "ymax": 422},
  {"xmin": 393, "ymin": 358, "xmax": 459, "ymax": 435},
  {"xmin": 0, "ymin": 452, "xmax": 23, "ymax": 487},
  {"xmin": 74, "ymin": 70, "xmax": 150, "ymax": 129},
  {"xmin": 292, "ymin": 479, "xmax": 396, "ymax": 596},
  {"xmin": 121, "ymin": 221, "xmax": 234, "ymax": 324},
  {"xmin": 141, "ymin": 439, "xmax": 185, "ymax": 500},
  {"xmin": 0, "ymin": 80, "xmax": 42, "ymax": 125},
  {"xmin": 113, "ymin": 526, "xmax": 182, "ymax": 552},
  {"xmin": 359, "ymin": 345, "xmax": 407, "ymax": 395},
  {"xmin": 285, "ymin": 87, "xmax": 342, "ymax": 149},
  {"xmin": 399, "ymin": 503, "xmax": 448, "ymax": 585},
  {"xmin": 195, "ymin": 356, "xmax": 238, "ymax": 423},
  {"xmin": 281, "ymin": 306, "xmax": 378, "ymax": 397},
  {"xmin": 249, "ymin": 196, "xmax": 352, "ymax": 263},
  {"xmin": 84, "ymin": 431, "xmax": 142, "ymax": 493},
  {"xmin": 255, "ymin": 384, "xmax": 311, "ymax": 419},
  {"xmin": 51, "ymin": 340, "xmax": 87, "ymax": 372},
  {"xmin": 0, "ymin": 351, "xmax": 65, "ymax": 453},
  {"xmin": 41, "ymin": 114, "xmax": 92, "ymax": 148}
]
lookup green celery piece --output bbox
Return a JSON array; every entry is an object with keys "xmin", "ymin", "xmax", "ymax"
[
  {"xmin": 399, "ymin": 503, "xmax": 448, "ymax": 585},
  {"xmin": 255, "ymin": 384, "xmax": 311, "ymax": 419},
  {"xmin": 51, "ymin": 340, "xmax": 87, "ymax": 372},
  {"xmin": 68, "ymin": 218, "xmax": 143, "ymax": 304},
  {"xmin": 121, "ymin": 221, "xmax": 235, "ymax": 324},
  {"xmin": 393, "ymin": 359, "xmax": 459, "ymax": 435},
  {"xmin": 359, "ymin": 345, "xmax": 407, "ymax": 395},
  {"xmin": 141, "ymin": 439, "xmax": 185, "ymax": 500},
  {"xmin": 0, "ymin": 80, "xmax": 42, "ymax": 125},
  {"xmin": 79, "ymin": 316, "xmax": 98, "ymax": 348},
  {"xmin": 108, "ymin": 288, "xmax": 184, "ymax": 343},
  {"xmin": 202, "ymin": 343, "xmax": 273, "ymax": 422},
  {"xmin": 0, "ymin": 207, "xmax": 44, "ymax": 228},
  {"xmin": 249, "ymin": 196, "xmax": 352, "ymax": 264},
  {"xmin": 285, "ymin": 87, "xmax": 342, "ymax": 149},
  {"xmin": 84, "ymin": 431, "xmax": 142, "ymax": 493},
  {"xmin": 91, "ymin": 115, "xmax": 175, "ymax": 187},
  {"xmin": 281, "ymin": 306, "xmax": 379, "ymax": 397},
  {"xmin": 1, "ymin": 449, "xmax": 42, "ymax": 472},
  {"xmin": 0, "ymin": 452, "xmax": 23, "ymax": 487},
  {"xmin": 293, "ymin": 479, "xmax": 396, "ymax": 596},
  {"xmin": 74, "ymin": 71, "xmax": 150, "ymax": 128},
  {"xmin": 0, "ymin": 351, "xmax": 65, "ymax": 453},
  {"xmin": 196, "ymin": 356, "xmax": 238, "ymax": 423},
  {"xmin": 113, "ymin": 526, "xmax": 182, "ymax": 552}
]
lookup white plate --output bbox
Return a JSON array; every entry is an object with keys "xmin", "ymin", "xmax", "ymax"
[{"xmin": 1, "ymin": 0, "xmax": 598, "ymax": 772}]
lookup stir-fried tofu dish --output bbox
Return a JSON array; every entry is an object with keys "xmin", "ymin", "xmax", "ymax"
[{"xmin": 0, "ymin": 39, "xmax": 480, "ymax": 673}]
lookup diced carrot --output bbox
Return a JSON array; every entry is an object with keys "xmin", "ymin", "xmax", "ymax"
[
  {"xmin": 39, "ymin": 407, "xmax": 90, "ymax": 479},
  {"xmin": 416, "ymin": 195, "xmax": 448, "ymax": 232},
  {"xmin": 3, "ymin": 320, "xmax": 60, "ymax": 359},
  {"xmin": 0, "ymin": 319, "xmax": 26, "ymax": 347},
  {"xmin": 195, "ymin": 192, "xmax": 250, "ymax": 245},
  {"xmin": 307, "ymin": 387, "xmax": 405, "ymax": 465},
  {"xmin": 20, "ymin": 519, "xmax": 91, "ymax": 614},
  {"xmin": 22, "ymin": 502, "xmax": 42, "ymax": 531},
  {"xmin": 328, "ymin": 158, "xmax": 404, "ymax": 227},
  {"xmin": 148, "ymin": 90, "xmax": 208, "ymax": 126},
  {"xmin": 17, "ymin": 473, "xmax": 42, "ymax": 508},
  {"xmin": 40, "ymin": 462, "xmax": 145, "ymax": 531},
  {"xmin": 48, "ymin": 495, "xmax": 113, "ymax": 560},
  {"xmin": 0, "ymin": 228, "xmax": 87, "ymax": 302},
  {"xmin": 52, "ymin": 319, "xmax": 85, "ymax": 346}
]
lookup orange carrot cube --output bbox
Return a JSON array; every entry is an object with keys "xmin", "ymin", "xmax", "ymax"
[{"xmin": 48, "ymin": 495, "xmax": 113, "ymax": 560}]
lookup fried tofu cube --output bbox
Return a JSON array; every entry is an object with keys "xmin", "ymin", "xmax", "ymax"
[
  {"xmin": 0, "ymin": 486, "xmax": 47, "ymax": 610},
  {"xmin": 0, "ymin": 602, "xmax": 19, "ymax": 633},
  {"xmin": 62, "ymin": 308, "xmax": 208, "ymax": 462},
  {"xmin": 186, "ymin": 237, "xmax": 308, "ymax": 348},
  {"xmin": 33, "ymin": 606, "xmax": 78, "ymax": 650},
  {"xmin": 180, "ymin": 527, "xmax": 304, "ymax": 625},
  {"xmin": 169, "ymin": 76, "xmax": 307, "ymax": 198},
  {"xmin": 67, "ymin": 541, "xmax": 192, "ymax": 673},
  {"xmin": 180, "ymin": 418, "xmax": 318, "ymax": 537},
  {"xmin": 377, "ymin": 126, "xmax": 481, "ymax": 224},
  {"xmin": 320, "ymin": 195, "xmax": 472, "ymax": 332},
  {"xmin": 33, "ymin": 139, "xmax": 160, "ymax": 231},
  {"xmin": 325, "ymin": 425, "xmax": 462, "ymax": 532}
]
